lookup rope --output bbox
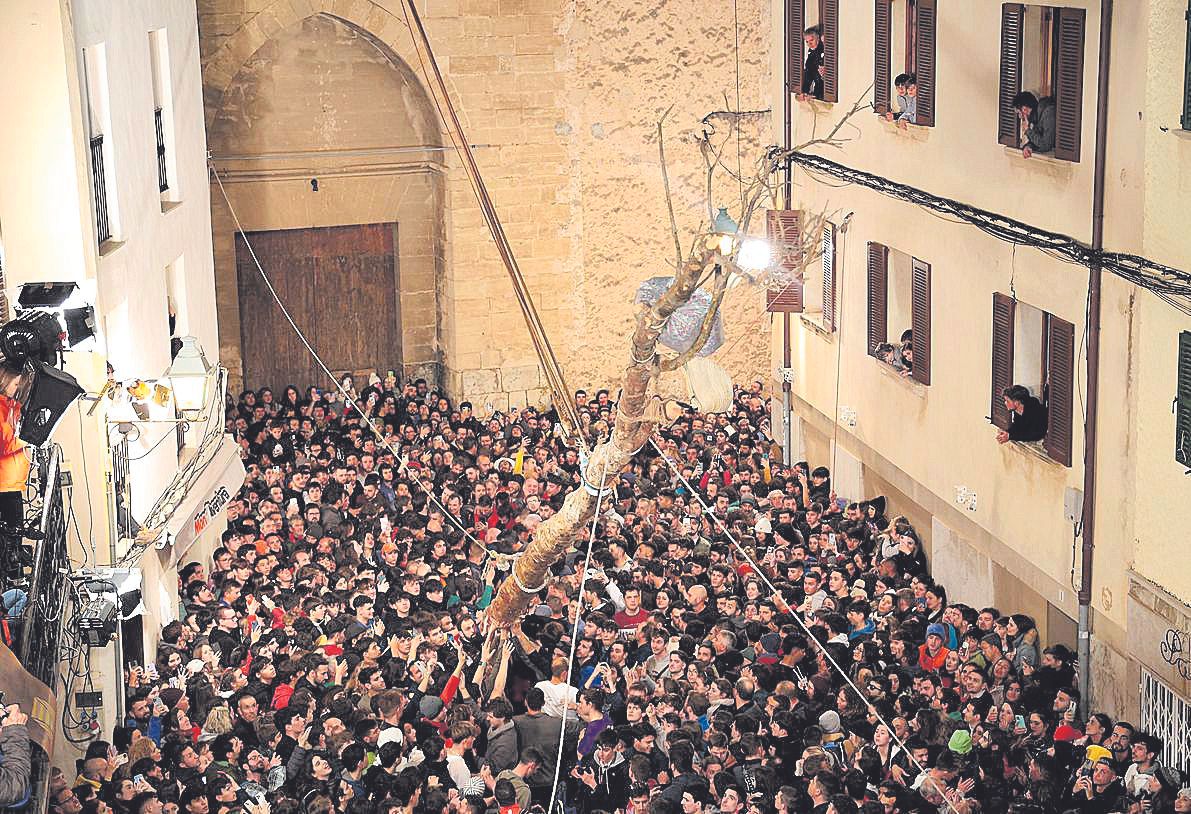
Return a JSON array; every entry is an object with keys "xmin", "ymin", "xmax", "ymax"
[
  {"xmin": 209, "ymin": 167, "xmax": 490, "ymax": 557},
  {"xmin": 547, "ymin": 461, "xmax": 609, "ymax": 814},
  {"xmin": 396, "ymin": 0, "xmax": 586, "ymax": 450},
  {"xmin": 647, "ymin": 436, "xmax": 965, "ymax": 814}
]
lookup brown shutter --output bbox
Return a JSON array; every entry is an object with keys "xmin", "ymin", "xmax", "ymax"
[
  {"xmin": 1183, "ymin": 1, "xmax": 1191, "ymax": 130},
  {"xmin": 914, "ymin": 0, "xmax": 937, "ymax": 127},
  {"xmin": 874, "ymin": 0, "xmax": 892, "ymax": 115},
  {"xmin": 1176, "ymin": 331, "xmax": 1191, "ymax": 465},
  {"xmin": 910, "ymin": 258, "xmax": 931, "ymax": 385},
  {"xmin": 789, "ymin": 0, "xmax": 805, "ymax": 94},
  {"xmin": 1053, "ymin": 8, "xmax": 1086, "ymax": 162},
  {"xmin": 990, "ymin": 293, "xmax": 1016, "ymax": 430},
  {"xmin": 866, "ymin": 242, "xmax": 888, "ymax": 356},
  {"xmin": 998, "ymin": 4, "xmax": 1025, "ymax": 147},
  {"xmin": 767, "ymin": 210, "xmax": 805, "ymax": 313},
  {"xmin": 821, "ymin": 223, "xmax": 836, "ymax": 331},
  {"xmin": 1044, "ymin": 315, "xmax": 1075, "ymax": 467},
  {"xmin": 822, "ymin": 0, "xmax": 840, "ymax": 103}
]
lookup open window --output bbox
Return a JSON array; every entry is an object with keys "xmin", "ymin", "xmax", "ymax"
[
  {"xmin": 990, "ymin": 293, "xmax": 1074, "ymax": 465},
  {"xmin": 788, "ymin": 0, "xmax": 840, "ymax": 103},
  {"xmin": 866, "ymin": 242, "xmax": 931, "ymax": 385},
  {"xmin": 997, "ymin": 3, "xmax": 1085, "ymax": 161},
  {"xmin": 873, "ymin": 0, "xmax": 937, "ymax": 126}
]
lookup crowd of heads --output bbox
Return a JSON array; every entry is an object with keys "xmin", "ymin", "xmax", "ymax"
[{"xmin": 46, "ymin": 375, "xmax": 1191, "ymax": 814}]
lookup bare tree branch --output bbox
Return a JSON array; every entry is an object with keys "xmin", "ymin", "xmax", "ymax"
[{"xmin": 657, "ymin": 105, "xmax": 683, "ymax": 271}]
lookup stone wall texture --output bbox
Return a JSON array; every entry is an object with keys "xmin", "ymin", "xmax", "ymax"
[{"xmin": 200, "ymin": 0, "xmax": 772, "ymax": 406}]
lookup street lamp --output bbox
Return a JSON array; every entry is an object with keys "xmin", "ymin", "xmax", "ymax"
[
  {"xmin": 167, "ymin": 336, "xmax": 211, "ymax": 416},
  {"xmin": 708, "ymin": 207, "xmax": 739, "ymax": 255}
]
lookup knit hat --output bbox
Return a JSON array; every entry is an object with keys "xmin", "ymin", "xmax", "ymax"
[
  {"xmin": 419, "ymin": 696, "xmax": 444, "ymax": 719},
  {"xmin": 159, "ymin": 688, "xmax": 184, "ymax": 709},
  {"xmin": 1085, "ymin": 744, "xmax": 1113, "ymax": 764},
  {"xmin": 818, "ymin": 710, "xmax": 842, "ymax": 734},
  {"xmin": 1054, "ymin": 724, "xmax": 1083, "ymax": 742},
  {"xmin": 948, "ymin": 730, "xmax": 973, "ymax": 755},
  {"xmin": 926, "ymin": 623, "xmax": 947, "ymax": 640}
]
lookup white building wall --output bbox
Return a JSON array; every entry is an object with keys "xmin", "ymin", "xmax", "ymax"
[{"xmin": 0, "ymin": 0, "xmax": 217, "ymax": 771}]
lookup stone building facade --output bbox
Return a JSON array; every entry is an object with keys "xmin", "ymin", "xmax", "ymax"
[{"xmin": 200, "ymin": 0, "xmax": 773, "ymax": 407}]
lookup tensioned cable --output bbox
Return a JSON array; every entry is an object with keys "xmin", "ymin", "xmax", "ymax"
[
  {"xmin": 547, "ymin": 461, "xmax": 608, "ymax": 814},
  {"xmin": 647, "ymin": 435, "xmax": 965, "ymax": 814},
  {"xmin": 209, "ymin": 167, "xmax": 492, "ymax": 557},
  {"xmin": 396, "ymin": 0, "xmax": 585, "ymax": 449}
]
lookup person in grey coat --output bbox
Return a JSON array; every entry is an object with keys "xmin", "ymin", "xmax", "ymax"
[
  {"xmin": 483, "ymin": 698, "xmax": 519, "ymax": 774},
  {"xmin": 0, "ymin": 705, "xmax": 31, "ymax": 808},
  {"xmin": 1012, "ymin": 91, "xmax": 1057, "ymax": 158}
]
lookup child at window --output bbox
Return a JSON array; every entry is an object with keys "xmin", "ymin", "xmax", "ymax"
[{"xmin": 884, "ymin": 73, "xmax": 918, "ymax": 128}]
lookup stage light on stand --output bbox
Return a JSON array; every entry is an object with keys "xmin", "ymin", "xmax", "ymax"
[{"xmin": 15, "ymin": 282, "xmax": 96, "ymax": 351}]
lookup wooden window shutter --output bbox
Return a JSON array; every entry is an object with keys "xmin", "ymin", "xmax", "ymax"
[
  {"xmin": 1044, "ymin": 315, "xmax": 1075, "ymax": 467},
  {"xmin": 874, "ymin": 0, "xmax": 892, "ymax": 115},
  {"xmin": 866, "ymin": 242, "xmax": 888, "ymax": 356},
  {"xmin": 766, "ymin": 210, "xmax": 804, "ymax": 313},
  {"xmin": 789, "ymin": 0, "xmax": 805, "ymax": 95},
  {"xmin": 990, "ymin": 293, "xmax": 1016, "ymax": 430},
  {"xmin": 910, "ymin": 258, "xmax": 931, "ymax": 385},
  {"xmin": 821, "ymin": 223, "xmax": 836, "ymax": 331},
  {"xmin": 1054, "ymin": 8, "xmax": 1086, "ymax": 162},
  {"xmin": 998, "ymin": 4, "xmax": 1025, "ymax": 147},
  {"xmin": 822, "ymin": 0, "xmax": 840, "ymax": 103},
  {"xmin": 1177, "ymin": 332, "xmax": 1191, "ymax": 465},
  {"xmin": 914, "ymin": 0, "xmax": 937, "ymax": 127},
  {"xmin": 1183, "ymin": 2, "xmax": 1191, "ymax": 130}
]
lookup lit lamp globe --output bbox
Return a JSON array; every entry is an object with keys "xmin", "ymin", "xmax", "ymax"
[
  {"xmin": 706, "ymin": 207, "xmax": 739, "ymax": 255},
  {"xmin": 168, "ymin": 336, "xmax": 212, "ymax": 416}
]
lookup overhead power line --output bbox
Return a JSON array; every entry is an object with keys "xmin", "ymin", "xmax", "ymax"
[{"xmin": 788, "ymin": 151, "xmax": 1191, "ymax": 316}]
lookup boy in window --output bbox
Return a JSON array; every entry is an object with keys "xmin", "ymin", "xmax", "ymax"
[
  {"xmin": 1011, "ymin": 92, "xmax": 1056, "ymax": 158},
  {"xmin": 798, "ymin": 25, "xmax": 824, "ymax": 101},
  {"xmin": 996, "ymin": 384, "xmax": 1048, "ymax": 444},
  {"xmin": 884, "ymin": 73, "xmax": 917, "ymax": 128}
]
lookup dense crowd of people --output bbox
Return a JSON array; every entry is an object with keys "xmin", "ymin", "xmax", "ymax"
[{"xmin": 46, "ymin": 375, "xmax": 1191, "ymax": 814}]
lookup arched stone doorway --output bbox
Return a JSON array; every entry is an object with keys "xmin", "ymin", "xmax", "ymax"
[{"xmin": 207, "ymin": 12, "xmax": 444, "ymax": 390}]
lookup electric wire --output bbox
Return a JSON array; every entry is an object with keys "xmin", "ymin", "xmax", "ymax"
[
  {"xmin": 790, "ymin": 151, "xmax": 1191, "ymax": 309},
  {"xmin": 647, "ymin": 435, "xmax": 965, "ymax": 814}
]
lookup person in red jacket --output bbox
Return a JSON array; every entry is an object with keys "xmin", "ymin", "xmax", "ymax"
[{"xmin": 918, "ymin": 623, "xmax": 952, "ymax": 673}]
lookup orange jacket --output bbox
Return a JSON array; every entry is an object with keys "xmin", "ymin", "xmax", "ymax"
[{"xmin": 0, "ymin": 397, "xmax": 30, "ymax": 493}]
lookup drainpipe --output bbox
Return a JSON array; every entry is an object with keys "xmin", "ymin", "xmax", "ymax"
[
  {"xmin": 781, "ymin": 0, "xmax": 794, "ymax": 467},
  {"xmin": 1078, "ymin": 0, "xmax": 1113, "ymax": 710}
]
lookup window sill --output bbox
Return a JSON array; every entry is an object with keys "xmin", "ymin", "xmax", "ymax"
[
  {"xmin": 1001, "ymin": 145, "xmax": 1077, "ymax": 171},
  {"xmin": 1001, "ymin": 438, "xmax": 1063, "ymax": 468},
  {"xmin": 800, "ymin": 313, "xmax": 834, "ymax": 339},
  {"xmin": 793, "ymin": 95, "xmax": 836, "ymax": 109},
  {"xmin": 1164, "ymin": 126, "xmax": 1191, "ymax": 141},
  {"xmin": 161, "ymin": 199, "xmax": 183, "ymax": 215},
  {"xmin": 98, "ymin": 239, "xmax": 126, "ymax": 258},
  {"xmin": 878, "ymin": 115, "xmax": 933, "ymax": 139},
  {"xmin": 871, "ymin": 356, "xmax": 927, "ymax": 397}
]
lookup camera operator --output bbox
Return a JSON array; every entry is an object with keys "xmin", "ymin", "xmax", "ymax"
[{"xmin": 0, "ymin": 703, "xmax": 31, "ymax": 807}]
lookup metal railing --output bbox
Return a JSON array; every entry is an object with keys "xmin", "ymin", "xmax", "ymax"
[
  {"xmin": 154, "ymin": 108, "xmax": 169, "ymax": 193},
  {"xmin": 89, "ymin": 135, "xmax": 111, "ymax": 244},
  {"xmin": 4, "ymin": 445, "xmax": 69, "ymax": 814}
]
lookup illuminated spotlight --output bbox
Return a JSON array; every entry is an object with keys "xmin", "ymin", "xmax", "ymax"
[
  {"xmin": 16, "ymin": 282, "xmax": 97, "ymax": 351},
  {"xmin": 737, "ymin": 238, "xmax": 773, "ymax": 272}
]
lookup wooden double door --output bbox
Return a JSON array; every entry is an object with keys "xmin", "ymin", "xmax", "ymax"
[{"xmin": 235, "ymin": 223, "xmax": 401, "ymax": 390}]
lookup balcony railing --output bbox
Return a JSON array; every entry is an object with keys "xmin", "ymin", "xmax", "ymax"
[
  {"xmin": 89, "ymin": 135, "xmax": 111, "ymax": 244},
  {"xmin": 154, "ymin": 107, "xmax": 168, "ymax": 193},
  {"xmin": 2, "ymin": 445, "xmax": 70, "ymax": 814}
]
